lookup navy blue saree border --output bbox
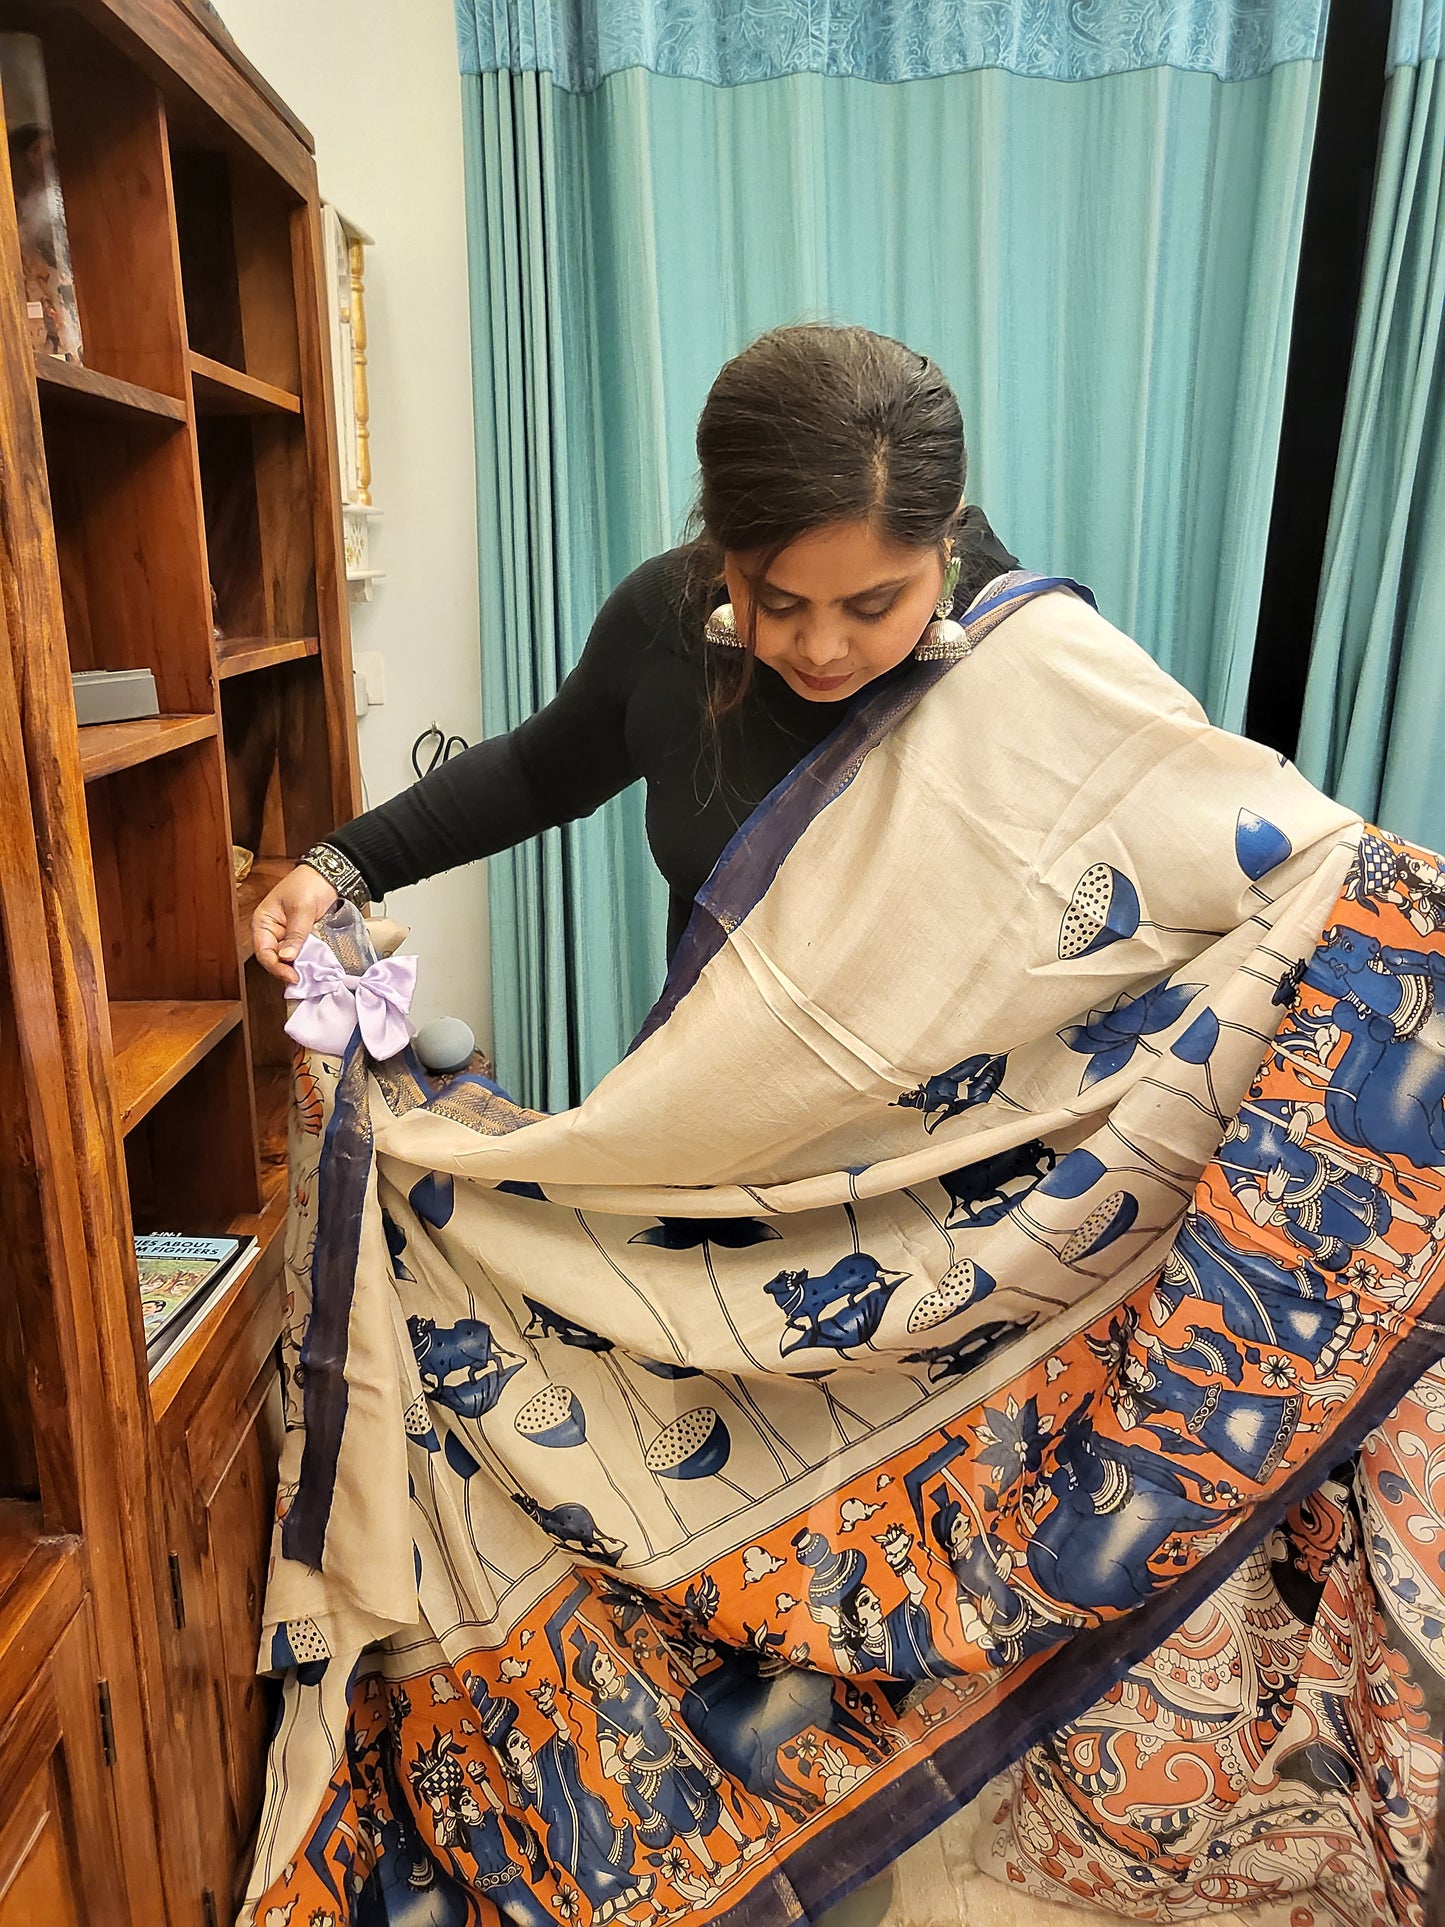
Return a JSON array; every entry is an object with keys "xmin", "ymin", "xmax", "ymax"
[{"xmin": 285, "ymin": 1034, "xmax": 375, "ymax": 1568}]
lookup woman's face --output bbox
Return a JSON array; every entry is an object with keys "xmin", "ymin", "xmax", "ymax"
[
  {"xmin": 723, "ymin": 519, "xmax": 946, "ymax": 703},
  {"xmin": 590, "ymin": 1651, "xmax": 623, "ymax": 1696}
]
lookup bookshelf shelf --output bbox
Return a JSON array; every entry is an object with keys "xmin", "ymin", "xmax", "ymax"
[
  {"xmin": 189, "ymin": 349, "xmax": 301, "ymax": 416},
  {"xmin": 216, "ymin": 634, "xmax": 318, "ymax": 678},
  {"xmin": 77, "ymin": 712, "xmax": 217, "ymax": 781},
  {"xmin": 0, "ymin": 1502, "xmax": 46, "ymax": 1601},
  {"xmin": 34, "ymin": 356, "xmax": 187, "ymax": 423},
  {"xmin": 109, "ymin": 1000, "xmax": 244, "ymax": 1133},
  {"xmin": 148, "ymin": 1242, "xmax": 275, "ymax": 1425}
]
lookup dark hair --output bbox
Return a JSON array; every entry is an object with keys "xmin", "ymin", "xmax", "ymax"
[{"xmin": 686, "ymin": 324, "xmax": 967, "ymax": 716}]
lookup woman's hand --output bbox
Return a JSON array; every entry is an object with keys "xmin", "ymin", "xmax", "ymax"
[{"xmin": 251, "ymin": 863, "xmax": 344, "ymax": 984}]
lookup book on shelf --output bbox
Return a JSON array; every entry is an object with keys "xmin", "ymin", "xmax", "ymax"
[
  {"xmin": 0, "ymin": 33, "xmax": 83, "ymax": 363},
  {"xmin": 135, "ymin": 1232, "xmax": 257, "ymax": 1378}
]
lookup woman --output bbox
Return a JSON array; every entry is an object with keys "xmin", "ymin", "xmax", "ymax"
[{"xmin": 251, "ymin": 324, "xmax": 1018, "ymax": 983}]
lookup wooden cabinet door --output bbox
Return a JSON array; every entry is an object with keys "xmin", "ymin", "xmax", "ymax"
[
  {"xmin": 205, "ymin": 1375, "xmax": 283, "ymax": 1841},
  {"xmin": 161, "ymin": 1286, "xmax": 284, "ymax": 1918},
  {"xmin": 0, "ymin": 1600, "xmax": 125, "ymax": 1927}
]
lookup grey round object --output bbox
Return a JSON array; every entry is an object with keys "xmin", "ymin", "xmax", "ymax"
[{"xmin": 413, "ymin": 1016, "xmax": 476, "ymax": 1074}]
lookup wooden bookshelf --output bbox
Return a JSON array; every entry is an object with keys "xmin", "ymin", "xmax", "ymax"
[
  {"xmin": 109, "ymin": 1000, "xmax": 243, "ymax": 1132},
  {"xmin": 0, "ymin": 3, "xmax": 360, "ymax": 1919}
]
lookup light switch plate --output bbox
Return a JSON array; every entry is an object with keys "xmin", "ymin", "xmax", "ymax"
[{"xmin": 353, "ymin": 650, "xmax": 386, "ymax": 706}]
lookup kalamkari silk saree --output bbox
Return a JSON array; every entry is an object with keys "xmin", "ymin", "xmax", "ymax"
[{"xmin": 244, "ymin": 577, "xmax": 1445, "ymax": 1927}]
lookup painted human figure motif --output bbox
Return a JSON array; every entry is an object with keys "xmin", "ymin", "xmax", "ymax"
[
  {"xmin": 1157, "ymin": 1211, "xmax": 1358, "ymax": 1378},
  {"xmin": 903, "ymin": 1440, "xmax": 1061, "ymax": 1668},
  {"xmin": 1098, "ymin": 1314, "xmax": 1299, "ymax": 1485},
  {"xmin": 568, "ymin": 1630, "xmax": 754, "ymax": 1885},
  {"xmin": 792, "ymin": 1527, "xmax": 953, "ymax": 1698},
  {"xmin": 409, "ymin": 1723, "xmax": 553, "ymax": 1927},
  {"xmin": 1219, "ymin": 1093, "xmax": 1443, "ymax": 1277},
  {"xmin": 482, "ymin": 1685, "xmax": 655, "ymax": 1923}
]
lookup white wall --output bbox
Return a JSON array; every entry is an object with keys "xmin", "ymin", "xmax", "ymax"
[{"xmin": 220, "ymin": 0, "xmax": 492, "ymax": 1047}]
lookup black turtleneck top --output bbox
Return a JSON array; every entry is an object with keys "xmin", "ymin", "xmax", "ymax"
[{"xmin": 329, "ymin": 508, "xmax": 1017, "ymax": 957}]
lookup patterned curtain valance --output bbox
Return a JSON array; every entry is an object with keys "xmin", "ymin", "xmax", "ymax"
[
  {"xmin": 1390, "ymin": 0, "xmax": 1444, "ymax": 68},
  {"xmin": 455, "ymin": 0, "xmax": 1328, "ymax": 90}
]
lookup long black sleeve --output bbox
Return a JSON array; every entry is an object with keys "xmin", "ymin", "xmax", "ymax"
[{"xmin": 329, "ymin": 575, "xmax": 646, "ymax": 897}]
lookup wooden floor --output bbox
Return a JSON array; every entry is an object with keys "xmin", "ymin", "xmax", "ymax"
[{"xmin": 882, "ymin": 1791, "xmax": 1304, "ymax": 1927}]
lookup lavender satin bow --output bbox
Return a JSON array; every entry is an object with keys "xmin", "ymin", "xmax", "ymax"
[{"xmin": 283, "ymin": 936, "xmax": 417, "ymax": 1059}]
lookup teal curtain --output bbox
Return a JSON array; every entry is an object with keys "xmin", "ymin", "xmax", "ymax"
[
  {"xmin": 459, "ymin": 3, "xmax": 1329, "ymax": 1110},
  {"xmin": 1295, "ymin": 7, "xmax": 1445, "ymax": 846}
]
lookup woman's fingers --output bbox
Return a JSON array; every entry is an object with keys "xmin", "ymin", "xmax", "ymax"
[
  {"xmin": 251, "ymin": 864, "xmax": 340, "ymax": 983},
  {"xmin": 252, "ymin": 903, "xmax": 300, "ymax": 984},
  {"xmin": 276, "ymin": 899, "xmax": 318, "ymax": 965}
]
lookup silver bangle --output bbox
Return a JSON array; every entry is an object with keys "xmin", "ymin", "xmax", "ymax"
[{"xmin": 299, "ymin": 842, "xmax": 371, "ymax": 907}]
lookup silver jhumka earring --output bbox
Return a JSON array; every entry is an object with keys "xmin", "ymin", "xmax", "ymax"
[
  {"xmin": 913, "ymin": 553, "xmax": 966, "ymax": 661},
  {"xmin": 704, "ymin": 603, "xmax": 744, "ymax": 648}
]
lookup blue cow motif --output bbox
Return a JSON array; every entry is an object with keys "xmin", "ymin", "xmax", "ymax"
[
  {"xmin": 407, "ymin": 1315, "xmax": 526, "ymax": 1418},
  {"xmin": 1218, "ymin": 1093, "xmax": 1444, "ymax": 1277},
  {"xmin": 1292, "ymin": 928, "xmax": 1445, "ymax": 1167},
  {"xmin": 522, "ymin": 1297, "xmax": 614, "ymax": 1352},
  {"xmin": 629, "ymin": 1217, "xmax": 781, "ymax": 1250},
  {"xmin": 672, "ymin": 1623, "xmax": 890, "ymax": 1825},
  {"xmin": 763, "ymin": 1253, "xmax": 910, "ymax": 1356},
  {"xmin": 510, "ymin": 1492, "xmax": 626, "ymax": 1565},
  {"xmin": 1023, "ymin": 1396, "xmax": 1225, "ymax": 1613},
  {"xmin": 896, "ymin": 1053, "xmax": 1008, "ymax": 1132},
  {"xmin": 903, "ymin": 1316, "xmax": 1036, "ymax": 1386},
  {"xmin": 937, "ymin": 1140, "xmax": 1058, "ymax": 1228},
  {"xmin": 1158, "ymin": 1210, "xmax": 1359, "ymax": 1376}
]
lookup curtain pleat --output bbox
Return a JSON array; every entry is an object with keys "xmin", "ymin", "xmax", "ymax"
[
  {"xmin": 1295, "ymin": 53, "xmax": 1445, "ymax": 846},
  {"xmin": 464, "ymin": 53, "xmax": 1325, "ymax": 1107}
]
